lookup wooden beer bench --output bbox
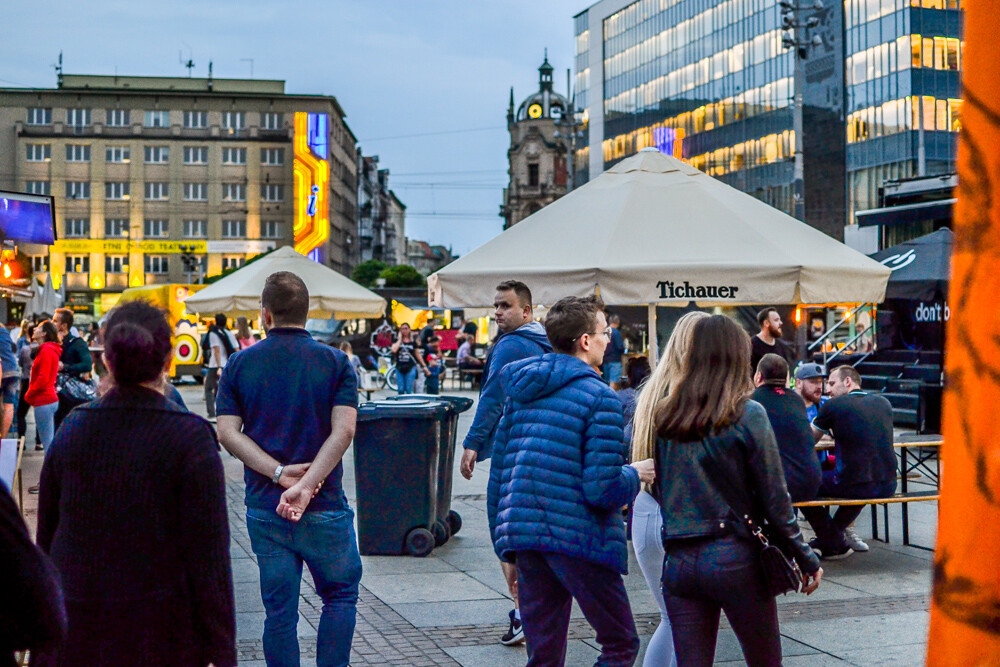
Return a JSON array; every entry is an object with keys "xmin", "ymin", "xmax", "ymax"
[{"xmin": 792, "ymin": 440, "xmax": 942, "ymax": 550}]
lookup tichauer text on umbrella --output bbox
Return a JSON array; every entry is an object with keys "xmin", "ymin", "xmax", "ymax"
[{"xmin": 656, "ymin": 280, "xmax": 741, "ymax": 300}]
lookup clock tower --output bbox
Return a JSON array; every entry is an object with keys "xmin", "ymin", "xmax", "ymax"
[{"xmin": 501, "ymin": 54, "xmax": 572, "ymax": 229}]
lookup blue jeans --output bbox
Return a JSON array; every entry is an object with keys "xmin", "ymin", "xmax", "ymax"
[
  {"xmin": 34, "ymin": 401, "xmax": 58, "ymax": 452},
  {"xmin": 396, "ymin": 366, "xmax": 417, "ymax": 395},
  {"xmin": 602, "ymin": 361, "xmax": 623, "ymax": 384},
  {"xmin": 516, "ymin": 550, "xmax": 639, "ymax": 666},
  {"xmin": 800, "ymin": 478, "xmax": 897, "ymax": 550},
  {"xmin": 663, "ymin": 535, "xmax": 781, "ymax": 666},
  {"xmin": 246, "ymin": 506, "xmax": 363, "ymax": 667}
]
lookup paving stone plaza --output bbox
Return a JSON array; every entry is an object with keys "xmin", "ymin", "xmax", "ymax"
[{"xmin": 18, "ymin": 384, "xmax": 938, "ymax": 666}]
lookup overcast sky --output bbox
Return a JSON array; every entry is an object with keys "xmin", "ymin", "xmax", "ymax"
[{"xmin": 2, "ymin": 0, "xmax": 585, "ymax": 257}]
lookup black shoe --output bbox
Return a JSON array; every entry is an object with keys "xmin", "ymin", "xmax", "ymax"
[
  {"xmin": 500, "ymin": 609, "xmax": 525, "ymax": 646},
  {"xmin": 34, "ymin": 444, "xmax": 44, "ymax": 451},
  {"xmin": 810, "ymin": 537, "xmax": 853, "ymax": 560}
]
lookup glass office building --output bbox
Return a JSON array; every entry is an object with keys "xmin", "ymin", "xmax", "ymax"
[{"xmin": 574, "ymin": 0, "xmax": 962, "ymax": 240}]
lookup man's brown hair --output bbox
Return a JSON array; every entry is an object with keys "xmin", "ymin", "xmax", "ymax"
[
  {"xmin": 261, "ymin": 271, "xmax": 310, "ymax": 326},
  {"xmin": 757, "ymin": 307, "xmax": 777, "ymax": 327},
  {"xmin": 831, "ymin": 364, "xmax": 862, "ymax": 387},
  {"xmin": 496, "ymin": 280, "xmax": 532, "ymax": 309},
  {"xmin": 54, "ymin": 307, "xmax": 74, "ymax": 329},
  {"xmin": 757, "ymin": 353, "xmax": 789, "ymax": 386},
  {"xmin": 544, "ymin": 295, "xmax": 605, "ymax": 355}
]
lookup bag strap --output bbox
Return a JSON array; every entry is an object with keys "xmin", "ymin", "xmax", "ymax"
[{"xmin": 698, "ymin": 441, "xmax": 772, "ymax": 550}]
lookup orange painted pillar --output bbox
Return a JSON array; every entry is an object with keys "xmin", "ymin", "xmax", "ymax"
[{"xmin": 926, "ymin": 1, "xmax": 1000, "ymax": 663}]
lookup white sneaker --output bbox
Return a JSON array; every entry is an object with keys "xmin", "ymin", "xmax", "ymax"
[{"xmin": 844, "ymin": 527, "xmax": 870, "ymax": 552}]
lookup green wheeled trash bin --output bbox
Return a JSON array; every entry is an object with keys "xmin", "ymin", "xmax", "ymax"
[
  {"xmin": 385, "ymin": 395, "xmax": 474, "ymax": 546},
  {"xmin": 354, "ymin": 400, "xmax": 448, "ymax": 557}
]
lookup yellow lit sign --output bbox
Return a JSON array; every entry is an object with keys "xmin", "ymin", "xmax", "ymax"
[
  {"xmin": 528, "ymin": 103, "xmax": 543, "ymax": 119},
  {"xmin": 293, "ymin": 112, "xmax": 330, "ymax": 259},
  {"xmin": 52, "ymin": 240, "xmax": 208, "ymax": 254}
]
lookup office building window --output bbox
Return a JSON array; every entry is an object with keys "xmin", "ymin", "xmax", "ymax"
[
  {"xmin": 25, "ymin": 144, "xmax": 51, "ymax": 162},
  {"xmin": 65, "ymin": 255, "xmax": 90, "ymax": 273},
  {"xmin": 144, "ymin": 110, "xmax": 170, "ymax": 128},
  {"xmin": 222, "ymin": 255, "xmax": 245, "ymax": 271},
  {"xmin": 183, "ymin": 146, "xmax": 208, "ymax": 164},
  {"xmin": 222, "ymin": 147, "xmax": 247, "ymax": 164},
  {"xmin": 183, "ymin": 219, "xmax": 207, "ymax": 238},
  {"xmin": 106, "ymin": 109, "xmax": 130, "ymax": 127},
  {"xmin": 66, "ymin": 181, "xmax": 90, "ymax": 200},
  {"xmin": 65, "ymin": 144, "xmax": 91, "ymax": 162},
  {"xmin": 105, "ymin": 255, "xmax": 127, "ymax": 273},
  {"xmin": 66, "ymin": 108, "xmax": 91, "ymax": 128},
  {"xmin": 106, "ymin": 146, "xmax": 130, "ymax": 163},
  {"xmin": 261, "ymin": 220, "xmax": 283, "ymax": 238},
  {"xmin": 65, "ymin": 218, "xmax": 89, "ymax": 238},
  {"xmin": 183, "ymin": 110, "xmax": 208, "ymax": 128},
  {"xmin": 144, "ymin": 255, "xmax": 169, "ymax": 274},
  {"xmin": 144, "ymin": 219, "xmax": 169, "ymax": 237},
  {"xmin": 261, "ymin": 148, "xmax": 284, "ymax": 165},
  {"xmin": 261, "ymin": 184, "xmax": 284, "ymax": 202},
  {"xmin": 183, "ymin": 183, "xmax": 207, "ymax": 201},
  {"xmin": 26, "ymin": 181, "xmax": 50, "ymax": 195},
  {"xmin": 221, "ymin": 219, "xmax": 246, "ymax": 238},
  {"xmin": 105, "ymin": 182, "xmax": 129, "ymax": 200},
  {"xmin": 105, "ymin": 218, "xmax": 129, "ymax": 237},
  {"xmin": 262, "ymin": 112, "xmax": 283, "ymax": 130},
  {"xmin": 221, "ymin": 183, "xmax": 245, "ymax": 201},
  {"xmin": 222, "ymin": 111, "xmax": 245, "ymax": 131},
  {"xmin": 29, "ymin": 255, "xmax": 48, "ymax": 273},
  {"xmin": 27, "ymin": 108, "xmax": 52, "ymax": 125},
  {"xmin": 144, "ymin": 182, "xmax": 169, "ymax": 200},
  {"xmin": 144, "ymin": 146, "xmax": 169, "ymax": 163}
]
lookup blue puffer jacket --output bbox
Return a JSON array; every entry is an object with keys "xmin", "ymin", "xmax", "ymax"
[
  {"xmin": 488, "ymin": 353, "xmax": 640, "ymax": 573},
  {"xmin": 462, "ymin": 321, "xmax": 551, "ymax": 460}
]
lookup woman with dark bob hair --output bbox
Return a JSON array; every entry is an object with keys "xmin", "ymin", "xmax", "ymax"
[
  {"xmin": 35, "ymin": 299, "xmax": 236, "ymax": 667},
  {"xmin": 653, "ymin": 315, "xmax": 822, "ymax": 666}
]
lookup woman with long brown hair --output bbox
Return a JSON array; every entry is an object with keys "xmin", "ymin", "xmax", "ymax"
[
  {"xmin": 654, "ymin": 314, "xmax": 822, "ymax": 666},
  {"xmin": 629, "ymin": 311, "xmax": 707, "ymax": 667}
]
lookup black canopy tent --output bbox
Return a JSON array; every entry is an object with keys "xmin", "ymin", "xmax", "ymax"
[{"xmin": 869, "ymin": 228, "xmax": 953, "ymax": 350}]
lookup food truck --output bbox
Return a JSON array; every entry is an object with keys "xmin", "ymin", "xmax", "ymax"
[{"xmin": 117, "ymin": 284, "xmax": 207, "ymax": 381}]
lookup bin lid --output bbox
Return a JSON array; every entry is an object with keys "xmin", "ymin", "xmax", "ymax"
[
  {"xmin": 384, "ymin": 394, "xmax": 474, "ymax": 414},
  {"xmin": 357, "ymin": 399, "xmax": 451, "ymax": 422}
]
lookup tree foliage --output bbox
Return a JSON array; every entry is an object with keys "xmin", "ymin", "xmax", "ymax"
[
  {"xmin": 378, "ymin": 264, "xmax": 426, "ymax": 287},
  {"xmin": 351, "ymin": 259, "xmax": 388, "ymax": 287}
]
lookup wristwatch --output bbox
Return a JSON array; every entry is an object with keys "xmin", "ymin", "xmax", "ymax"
[{"xmin": 272, "ymin": 464, "xmax": 284, "ymax": 485}]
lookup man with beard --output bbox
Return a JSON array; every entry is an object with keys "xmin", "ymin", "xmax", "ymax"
[{"xmin": 750, "ymin": 307, "xmax": 792, "ymax": 373}]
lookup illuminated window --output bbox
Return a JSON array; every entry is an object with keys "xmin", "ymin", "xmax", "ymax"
[
  {"xmin": 949, "ymin": 98, "xmax": 962, "ymax": 131},
  {"xmin": 144, "ymin": 110, "xmax": 170, "ymax": 128},
  {"xmin": 65, "ymin": 144, "xmax": 90, "ymax": 162},
  {"xmin": 106, "ymin": 109, "xmax": 130, "ymax": 127},
  {"xmin": 911, "ymin": 35, "xmax": 922, "ymax": 68},
  {"xmin": 183, "ymin": 146, "xmax": 208, "ymax": 164},
  {"xmin": 144, "ymin": 219, "xmax": 168, "ymax": 237},
  {"xmin": 65, "ymin": 255, "xmax": 90, "ymax": 273},
  {"xmin": 106, "ymin": 146, "xmax": 130, "ymax": 163},
  {"xmin": 65, "ymin": 218, "xmax": 89, "ymax": 238},
  {"xmin": 946, "ymin": 38, "xmax": 960, "ymax": 70},
  {"xmin": 66, "ymin": 181, "xmax": 90, "ymax": 200},
  {"xmin": 26, "ymin": 144, "xmax": 51, "ymax": 162},
  {"xmin": 105, "ymin": 219, "xmax": 128, "ymax": 237},
  {"xmin": 27, "ymin": 108, "xmax": 51, "ymax": 125},
  {"xmin": 183, "ymin": 219, "xmax": 206, "ymax": 238}
]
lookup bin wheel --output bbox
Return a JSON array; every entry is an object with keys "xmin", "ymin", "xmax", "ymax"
[
  {"xmin": 404, "ymin": 528, "xmax": 435, "ymax": 557},
  {"xmin": 431, "ymin": 520, "xmax": 451, "ymax": 547},
  {"xmin": 447, "ymin": 510, "xmax": 462, "ymax": 536}
]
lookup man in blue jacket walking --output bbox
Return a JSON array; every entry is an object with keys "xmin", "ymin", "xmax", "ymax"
[
  {"xmin": 460, "ymin": 280, "xmax": 551, "ymax": 646},
  {"xmin": 489, "ymin": 295, "xmax": 655, "ymax": 666}
]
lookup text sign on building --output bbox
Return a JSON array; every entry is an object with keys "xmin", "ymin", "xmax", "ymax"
[{"xmin": 293, "ymin": 112, "xmax": 330, "ymax": 262}]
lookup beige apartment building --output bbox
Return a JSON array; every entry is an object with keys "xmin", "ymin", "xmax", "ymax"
[{"xmin": 0, "ymin": 73, "xmax": 358, "ymax": 313}]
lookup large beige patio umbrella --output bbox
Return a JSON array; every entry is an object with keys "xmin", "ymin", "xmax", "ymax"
[
  {"xmin": 428, "ymin": 148, "xmax": 890, "ymax": 359},
  {"xmin": 185, "ymin": 246, "xmax": 385, "ymax": 319}
]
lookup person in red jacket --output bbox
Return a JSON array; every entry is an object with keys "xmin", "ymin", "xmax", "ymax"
[{"xmin": 26, "ymin": 321, "xmax": 61, "ymax": 493}]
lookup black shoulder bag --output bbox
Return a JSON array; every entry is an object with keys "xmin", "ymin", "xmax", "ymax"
[{"xmin": 702, "ymin": 449, "xmax": 803, "ymax": 597}]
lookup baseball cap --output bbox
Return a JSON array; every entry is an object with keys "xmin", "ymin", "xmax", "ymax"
[{"xmin": 795, "ymin": 362, "xmax": 827, "ymax": 381}]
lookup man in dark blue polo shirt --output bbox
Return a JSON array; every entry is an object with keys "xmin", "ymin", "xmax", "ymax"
[{"xmin": 217, "ymin": 271, "xmax": 360, "ymax": 667}]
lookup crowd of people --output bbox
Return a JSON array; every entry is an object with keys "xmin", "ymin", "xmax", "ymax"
[{"xmin": 0, "ymin": 272, "xmax": 903, "ymax": 667}]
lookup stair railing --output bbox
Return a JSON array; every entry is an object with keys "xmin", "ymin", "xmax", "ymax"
[{"xmin": 806, "ymin": 304, "xmax": 875, "ymax": 368}]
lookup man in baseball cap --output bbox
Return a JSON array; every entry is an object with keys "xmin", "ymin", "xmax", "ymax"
[{"xmin": 795, "ymin": 362, "xmax": 827, "ymax": 423}]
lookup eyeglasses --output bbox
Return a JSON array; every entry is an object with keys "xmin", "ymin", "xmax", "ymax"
[{"xmin": 572, "ymin": 327, "xmax": 613, "ymax": 342}]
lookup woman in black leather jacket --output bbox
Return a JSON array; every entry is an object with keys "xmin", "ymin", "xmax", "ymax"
[{"xmin": 653, "ymin": 315, "xmax": 822, "ymax": 667}]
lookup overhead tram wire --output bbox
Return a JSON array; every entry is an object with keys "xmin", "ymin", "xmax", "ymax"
[{"xmin": 358, "ymin": 125, "xmax": 504, "ymax": 142}]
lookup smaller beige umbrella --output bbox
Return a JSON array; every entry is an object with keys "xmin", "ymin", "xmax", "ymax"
[{"xmin": 184, "ymin": 246, "xmax": 386, "ymax": 319}]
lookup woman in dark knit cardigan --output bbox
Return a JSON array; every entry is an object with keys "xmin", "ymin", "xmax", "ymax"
[{"xmin": 35, "ymin": 300, "xmax": 236, "ymax": 667}]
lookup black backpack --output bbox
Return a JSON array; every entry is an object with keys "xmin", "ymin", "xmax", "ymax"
[{"xmin": 201, "ymin": 326, "xmax": 235, "ymax": 365}]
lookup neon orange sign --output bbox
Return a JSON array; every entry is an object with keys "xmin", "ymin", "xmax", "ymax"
[{"xmin": 293, "ymin": 112, "xmax": 330, "ymax": 259}]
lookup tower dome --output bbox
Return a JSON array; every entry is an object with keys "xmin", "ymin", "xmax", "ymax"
[{"xmin": 514, "ymin": 53, "xmax": 571, "ymax": 123}]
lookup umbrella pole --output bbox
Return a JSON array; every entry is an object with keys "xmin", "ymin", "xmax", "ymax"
[{"xmin": 648, "ymin": 303, "xmax": 658, "ymax": 366}]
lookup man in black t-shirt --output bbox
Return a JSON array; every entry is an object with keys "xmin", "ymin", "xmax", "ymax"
[
  {"xmin": 752, "ymin": 354, "xmax": 821, "ymax": 503},
  {"xmin": 749, "ymin": 307, "xmax": 792, "ymax": 374},
  {"xmin": 800, "ymin": 365, "xmax": 897, "ymax": 559}
]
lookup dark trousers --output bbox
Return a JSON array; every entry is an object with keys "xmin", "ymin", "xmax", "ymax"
[
  {"xmin": 516, "ymin": 550, "xmax": 639, "ymax": 667},
  {"xmin": 204, "ymin": 369, "xmax": 221, "ymax": 418},
  {"xmin": 15, "ymin": 378, "xmax": 31, "ymax": 439},
  {"xmin": 800, "ymin": 479, "xmax": 897, "ymax": 550},
  {"xmin": 663, "ymin": 535, "xmax": 781, "ymax": 667}
]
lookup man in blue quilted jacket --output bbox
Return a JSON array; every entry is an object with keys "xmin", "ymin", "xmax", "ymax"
[
  {"xmin": 489, "ymin": 295, "xmax": 655, "ymax": 666},
  {"xmin": 460, "ymin": 280, "xmax": 551, "ymax": 645}
]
